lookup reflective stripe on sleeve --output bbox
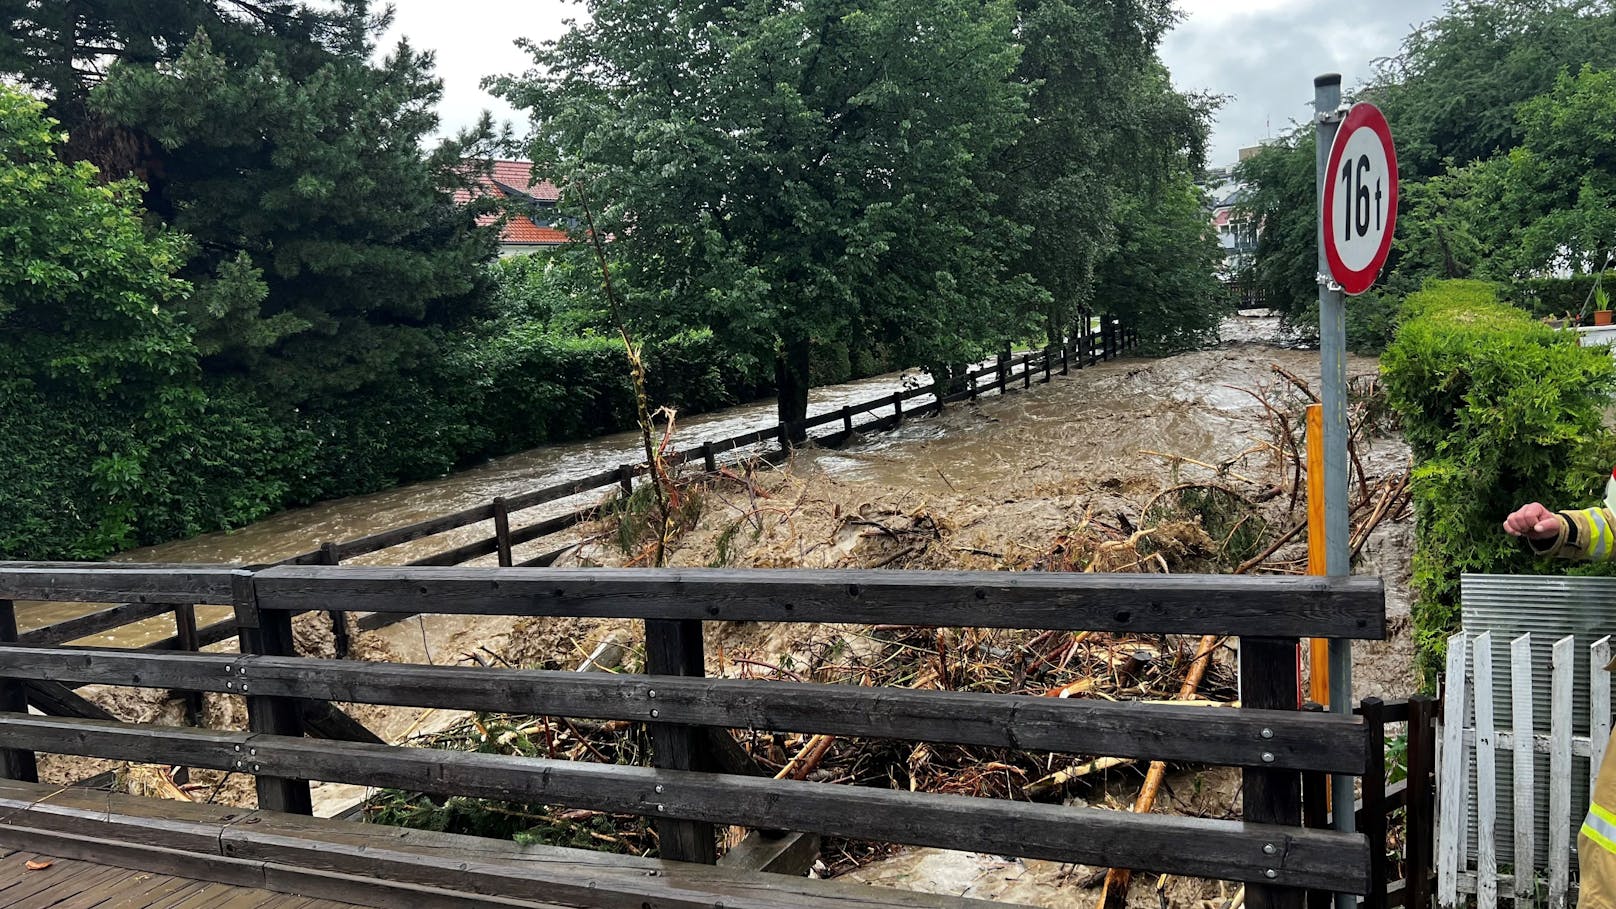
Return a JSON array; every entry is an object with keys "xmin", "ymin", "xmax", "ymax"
[
  {"xmin": 1592, "ymin": 509, "xmax": 1615, "ymax": 560},
  {"xmin": 1584, "ymin": 802, "xmax": 1616, "ymax": 854}
]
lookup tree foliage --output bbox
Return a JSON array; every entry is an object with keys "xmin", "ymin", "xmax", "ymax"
[
  {"xmin": 1368, "ymin": 0, "xmax": 1616, "ymax": 180},
  {"xmin": 495, "ymin": 0, "xmax": 1032, "ymax": 424},
  {"xmin": 994, "ymin": 1, "xmax": 1213, "ymax": 344},
  {"xmin": 1240, "ymin": 0, "xmax": 1616, "ymax": 341},
  {"xmin": 0, "ymin": 88, "xmax": 192, "ymax": 397},
  {"xmin": 1093, "ymin": 170, "xmax": 1226, "ymax": 353},
  {"xmin": 2, "ymin": 0, "xmax": 500, "ymax": 400},
  {"xmin": 1382, "ymin": 280, "xmax": 1616, "ymax": 675}
]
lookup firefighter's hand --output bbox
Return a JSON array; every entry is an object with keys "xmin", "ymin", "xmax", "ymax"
[{"xmin": 1504, "ymin": 502, "xmax": 1562, "ymax": 540}]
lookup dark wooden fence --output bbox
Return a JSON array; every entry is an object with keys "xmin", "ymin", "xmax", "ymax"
[
  {"xmin": 0, "ymin": 561, "xmax": 1385, "ymax": 908},
  {"xmin": 9, "ymin": 319, "xmax": 1138, "ymax": 662}
]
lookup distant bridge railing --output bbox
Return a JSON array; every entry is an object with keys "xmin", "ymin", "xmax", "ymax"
[{"xmin": 0, "ymin": 561, "xmax": 1381, "ymax": 908}]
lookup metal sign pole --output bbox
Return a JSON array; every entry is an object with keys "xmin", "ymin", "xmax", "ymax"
[{"xmin": 1314, "ymin": 72, "xmax": 1356, "ymax": 908}]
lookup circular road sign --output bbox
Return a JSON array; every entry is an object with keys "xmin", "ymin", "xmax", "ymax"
[{"xmin": 1322, "ymin": 103, "xmax": 1398, "ymax": 296}]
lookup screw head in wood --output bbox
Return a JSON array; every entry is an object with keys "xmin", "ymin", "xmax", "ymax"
[
  {"xmin": 656, "ymin": 804, "xmax": 665, "ymax": 812},
  {"xmin": 650, "ymin": 709, "xmax": 660, "ymax": 718},
  {"xmin": 1260, "ymin": 728, "xmax": 1274, "ymax": 739},
  {"xmin": 1265, "ymin": 870, "xmax": 1278, "ymax": 879},
  {"xmin": 655, "ymin": 785, "xmax": 665, "ymax": 794},
  {"xmin": 1261, "ymin": 752, "xmax": 1275, "ymax": 763},
  {"xmin": 252, "ymin": 764, "xmax": 261, "ymax": 772},
  {"xmin": 1263, "ymin": 843, "xmax": 1277, "ymax": 855},
  {"xmin": 226, "ymin": 682, "xmax": 234, "ymax": 689},
  {"xmin": 647, "ymin": 690, "xmax": 657, "ymax": 698}
]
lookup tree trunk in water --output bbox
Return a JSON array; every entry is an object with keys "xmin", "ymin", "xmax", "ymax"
[{"xmin": 775, "ymin": 336, "xmax": 812, "ymax": 441}]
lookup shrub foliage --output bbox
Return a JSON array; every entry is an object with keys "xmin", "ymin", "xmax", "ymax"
[{"xmin": 1382, "ymin": 280, "xmax": 1616, "ymax": 677}]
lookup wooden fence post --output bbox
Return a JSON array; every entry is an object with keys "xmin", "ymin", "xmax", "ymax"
[
  {"xmin": 998, "ymin": 350, "xmax": 1008, "ymax": 393},
  {"xmin": 1360, "ymin": 697, "xmax": 1387, "ymax": 909},
  {"xmin": 234, "ymin": 573, "xmax": 313, "ymax": 815},
  {"xmin": 777, "ymin": 422, "xmax": 791, "ymax": 452},
  {"xmin": 1405, "ymin": 694, "xmax": 1437, "ymax": 909},
  {"xmin": 841, "ymin": 406, "xmax": 854, "ymax": 434},
  {"xmin": 1022, "ymin": 355, "xmax": 1032, "ymax": 388},
  {"xmin": 319, "ymin": 542, "xmax": 350, "ymax": 659},
  {"xmin": 618, "ymin": 464, "xmax": 635, "ymax": 497},
  {"xmin": 643, "ymin": 619, "xmax": 717, "ymax": 864},
  {"xmin": 1062, "ymin": 342, "xmax": 1070, "ymax": 375},
  {"xmin": 1242, "ymin": 636, "xmax": 1304, "ymax": 909},
  {"xmin": 174, "ymin": 604, "xmax": 204, "ymax": 725},
  {"xmin": 702, "ymin": 441, "xmax": 718, "ymax": 474},
  {"xmin": 492, "ymin": 497, "xmax": 513, "ymax": 568},
  {"xmin": 891, "ymin": 392, "xmax": 903, "ymax": 424},
  {"xmin": 0, "ymin": 599, "xmax": 38, "ymax": 783}
]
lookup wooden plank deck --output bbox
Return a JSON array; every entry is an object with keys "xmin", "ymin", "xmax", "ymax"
[{"xmin": 0, "ymin": 848, "xmax": 369, "ymax": 909}]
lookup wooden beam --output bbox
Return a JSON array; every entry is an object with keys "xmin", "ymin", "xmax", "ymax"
[
  {"xmin": 0, "ymin": 647, "xmax": 1369, "ymax": 773},
  {"xmin": 1241, "ymin": 637, "xmax": 1305, "ymax": 909},
  {"xmin": 0, "ymin": 712, "xmax": 1370, "ymax": 892},
  {"xmin": 644, "ymin": 618, "xmax": 717, "ymax": 864},
  {"xmin": 252, "ymin": 567, "xmax": 1386, "ymax": 639},
  {"xmin": 0, "ymin": 601, "xmax": 35, "ymax": 783},
  {"xmin": 0, "ymin": 778, "xmax": 1000, "ymax": 908},
  {"xmin": 719, "ymin": 829, "xmax": 821, "ymax": 876},
  {"xmin": 23, "ymin": 680, "xmax": 114, "ymax": 721},
  {"xmin": 235, "ymin": 575, "xmax": 312, "ymax": 816},
  {"xmin": 0, "ymin": 566, "xmax": 241, "ymax": 605},
  {"xmin": 15, "ymin": 601, "xmax": 174, "ymax": 646}
]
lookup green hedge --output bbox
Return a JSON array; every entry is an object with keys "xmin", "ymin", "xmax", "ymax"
[
  {"xmin": 1381, "ymin": 279, "xmax": 1616, "ymax": 679},
  {"xmin": 0, "ymin": 324, "xmax": 786, "ymax": 561}
]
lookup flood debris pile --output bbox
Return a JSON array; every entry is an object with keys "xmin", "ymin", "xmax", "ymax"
[
  {"xmin": 357, "ymin": 621, "xmax": 1241, "ymax": 882},
  {"xmin": 554, "ymin": 362, "xmax": 1410, "ymax": 584}
]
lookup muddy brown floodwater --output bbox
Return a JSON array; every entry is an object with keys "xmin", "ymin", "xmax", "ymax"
[{"xmin": 25, "ymin": 315, "xmax": 1418, "ymax": 907}]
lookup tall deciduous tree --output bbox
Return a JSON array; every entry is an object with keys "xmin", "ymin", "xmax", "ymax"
[
  {"xmin": 494, "ymin": 0, "xmax": 1029, "ymax": 426},
  {"xmin": 1368, "ymin": 0, "xmax": 1616, "ymax": 180},
  {"xmin": 997, "ymin": 0, "xmax": 1213, "ymax": 345}
]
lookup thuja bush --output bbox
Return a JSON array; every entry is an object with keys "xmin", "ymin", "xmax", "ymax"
[{"xmin": 1382, "ymin": 279, "xmax": 1616, "ymax": 680}]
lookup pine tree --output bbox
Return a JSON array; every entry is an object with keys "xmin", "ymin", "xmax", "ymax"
[{"xmin": 1, "ymin": 1, "xmax": 501, "ymax": 399}]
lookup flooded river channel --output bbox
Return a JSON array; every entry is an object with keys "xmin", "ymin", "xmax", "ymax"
[{"xmin": 21, "ymin": 315, "xmax": 1409, "ymax": 691}]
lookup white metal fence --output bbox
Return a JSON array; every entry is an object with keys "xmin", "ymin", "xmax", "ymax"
[{"xmin": 1439, "ymin": 631, "xmax": 1612, "ymax": 908}]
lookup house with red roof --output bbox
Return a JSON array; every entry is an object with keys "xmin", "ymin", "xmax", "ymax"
[{"xmin": 454, "ymin": 159, "xmax": 569, "ymax": 257}]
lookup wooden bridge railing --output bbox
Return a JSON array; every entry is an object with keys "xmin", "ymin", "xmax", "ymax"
[{"xmin": 0, "ymin": 562, "xmax": 1381, "ymax": 908}]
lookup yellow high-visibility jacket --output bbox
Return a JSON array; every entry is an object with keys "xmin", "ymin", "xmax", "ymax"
[{"xmin": 1532, "ymin": 506, "xmax": 1616, "ymax": 906}]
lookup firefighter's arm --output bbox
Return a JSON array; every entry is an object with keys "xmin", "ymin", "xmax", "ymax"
[{"xmin": 1507, "ymin": 502, "xmax": 1616, "ymax": 561}]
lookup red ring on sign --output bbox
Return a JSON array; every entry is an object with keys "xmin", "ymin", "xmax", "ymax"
[{"xmin": 1322, "ymin": 103, "xmax": 1398, "ymax": 296}]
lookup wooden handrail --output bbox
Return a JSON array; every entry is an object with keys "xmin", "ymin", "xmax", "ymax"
[
  {"xmin": 0, "ymin": 646, "xmax": 1369, "ymax": 773},
  {"xmin": 0, "ymin": 711, "xmax": 1372, "ymax": 892},
  {"xmin": 249, "ymin": 565, "xmax": 1386, "ymax": 639}
]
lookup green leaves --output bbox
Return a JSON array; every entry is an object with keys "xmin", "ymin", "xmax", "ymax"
[
  {"xmin": 1383, "ymin": 280, "xmax": 1616, "ymax": 677},
  {"xmin": 0, "ymin": 87, "xmax": 193, "ymax": 397}
]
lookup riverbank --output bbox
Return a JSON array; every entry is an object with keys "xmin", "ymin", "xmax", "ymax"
[{"xmin": 34, "ymin": 314, "xmax": 1416, "ymax": 907}]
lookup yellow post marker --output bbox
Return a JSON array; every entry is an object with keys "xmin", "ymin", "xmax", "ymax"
[{"xmin": 1306, "ymin": 402, "xmax": 1330, "ymax": 707}]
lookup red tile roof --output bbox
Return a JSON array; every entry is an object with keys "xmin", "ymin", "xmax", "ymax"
[{"xmin": 454, "ymin": 159, "xmax": 567, "ymax": 247}]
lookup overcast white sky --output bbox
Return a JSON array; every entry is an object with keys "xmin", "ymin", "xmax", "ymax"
[{"xmin": 382, "ymin": 0, "xmax": 1450, "ymax": 166}]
